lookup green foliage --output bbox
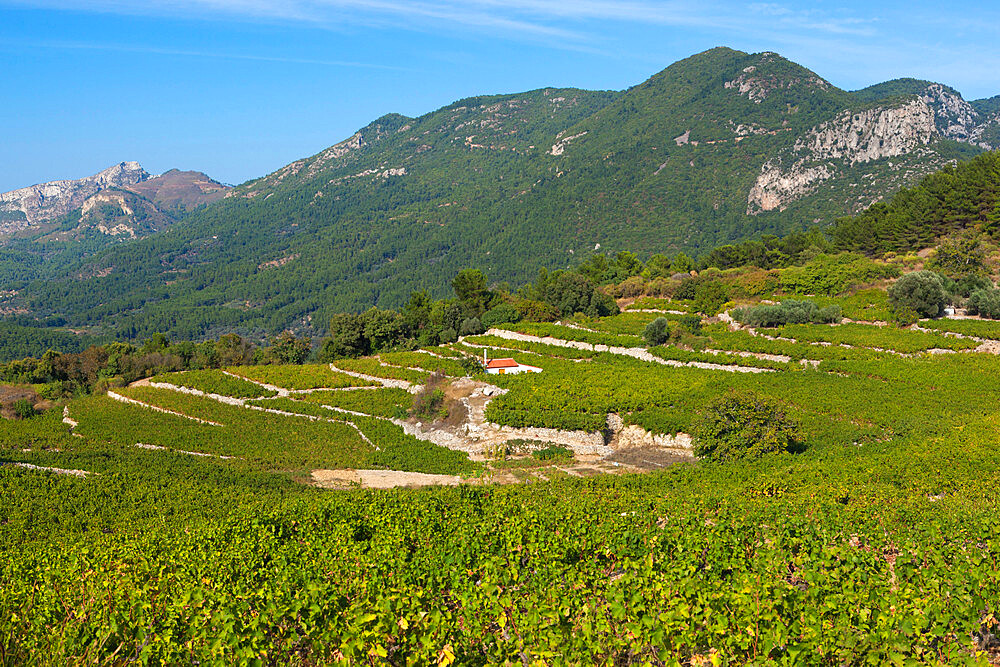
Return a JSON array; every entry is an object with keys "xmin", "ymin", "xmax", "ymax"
[
  {"xmin": 832, "ymin": 151, "xmax": 1000, "ymax": 255},
  {"xmin": 11, "ymin": 398, "xmax": 35, "ymax": 420},
  {"xmin": 480, "ymin": 303, "xmax": 521, "ymax": 328},
  {"xmin": 229, "ymin": 364, "xmax": 375, "ymax": 390},
  {"xmin": 691, "ymin": 281, "xmax": 729, "ymax": 316},
  {"xmin": 451, "ymin": 269, "xmax": 490, "ymax": 316},
  {"xmin": 531, "ymin": 445, "xmax": 574, "ymax": 462},
  {"xmin": 966, "ymin": 287, "xmax": 1000, "ymax": 319},
  {"xmin": 733, "ymin": 300, "xmax": 842, "ymax": 328},
  {"xmin": 410, "ymin": 387, "xmax": 446, "ymax": 421},
  {"xmin": 692, "ymin": 391, "xmax": 802, "ymax": 461},
  {"xmin": 888, "ymin": 271, "xmax": 949, "ymax": 318},
  {"xmin": 458, "ymin": 317, "xmax": 484, "ymax": 336},
  {"xmin": 779, "ymin": 253, "xmax": 900, "ymax": 296},
  {"xmin": 927, "ymin": 232, "xmax": 990, "ymax": 279},
  {"xmin": 643, "ymin": 317, "xmax": 671, "ymax": 347},
  {"xmin": 459, "ymin": 355, "xmax": 484, "ymax": 375},
  {"xmin": 678, "ymin": 314, "xmax": 703, "ymax": 335},
  {"xmin": 262, "ymin": 330, "xmax": 312, "ymax": 365},
  {"xmin": 151, "ymin": 370, "xmax": 277, "ymax": 399}
]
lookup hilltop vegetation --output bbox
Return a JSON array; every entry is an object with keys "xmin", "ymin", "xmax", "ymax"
[{"xmin": 1, "ymin": 47, "xmax": 995, "ymax": 343}]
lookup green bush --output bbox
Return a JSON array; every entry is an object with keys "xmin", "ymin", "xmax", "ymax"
[
  {"xmin": 532, "ymin": 445, "xmax": 574, "ymax": 462},
  {"xmin": 643, "ymin": 317, "xmax": 671, "ymax": 347},
  {"xmin": 679, "ymin": 314, "xmax": 703, "ymax": 335},
  {"xmin": 732, "ymin": 300, "xmax": 842, "ymax": 328},
  {"xmin": 459, "ymin": 355, "xmax": 484, "ymax": 376},
  {"xmin": 459, "ymin": 317, "xmax": 484, "ymax": 336},
  {"xmin": 967, "ymin": 287, "xmax": 1000, "ymax": 319},
  {"xmin": 692, "ymin": 282, "xmax": 728, "ymax": 316},
  {"xmin": 888, "ymin": 271, "xmax": 948, "ymax": 318},
  {"xmin": 481, "ymin": 303, "xmax": 521, "ymax": 328},
  {"xmin": 692, "ymin": 391, "xmax": 802, "ymax": 462},
  {"xmin": 892, "ymin": 307, "xmax": 920, "ymax": 327},
  {"xmin": 11, "ymin": 398, "xmax": 35, "ymax": 420}
]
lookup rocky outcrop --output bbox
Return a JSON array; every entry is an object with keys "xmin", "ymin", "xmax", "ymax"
[
  {"xmin": 548, "ymin": 131, "xmax": 587, "ymax": 156},
  {"xmin": 0, "ymin": 164, "xmax": 227, "ymax": 238},
  {"xmin": 748, "ymin": 100, "xmax": 936, "ymax": 213},
  {"xmin": 921, "ymin": 83, "xmax": 981, "ymax": 142},
  {"xmin": 0, "ymin": 161, "xmax": 147, "ymax": 232},
  {"xmin": 724, "ymin": 53, "xmax": 831, "ymax": 103}
]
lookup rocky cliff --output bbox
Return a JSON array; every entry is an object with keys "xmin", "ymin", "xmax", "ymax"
[
  {"xmin": 0, "ymin": 164, "xmax": 228, "ymax": 238},
  {"xmin": 0, "ymin": 162, "xmax": 147, "ymax": 233},
  {"xmin": 748, "ymin": 99, "xmax": 941, "ymax": 213}
]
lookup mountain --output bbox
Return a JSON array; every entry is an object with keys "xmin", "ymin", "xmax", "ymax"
[
  {"xmin": 852, "ymin": 78, "xmax": 1000, "ymax": 149},
  {"xmin": 127, "ymin": 169, "xmax": 229, "ymax": 211},
  {"xmin": 2, "ymin": 47, "xmax": 995, "ymax": 342},
  {"xmin": 0, "ymin": 164, "xmax": 228, "ymax": 240},
  {"xmin": 0, "ymin": 161, "xmax": 147, "ymax": 234}
]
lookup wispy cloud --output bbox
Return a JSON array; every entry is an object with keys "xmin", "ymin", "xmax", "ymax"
[
  {"xmin": 0, "ymin": 36, "xmax": 417, "ymax": 70},
  {"xmin": 4, "ymin": 0, "xmax": 878, "ymax": 41}
]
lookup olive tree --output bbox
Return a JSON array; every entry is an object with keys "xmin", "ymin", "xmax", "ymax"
[{"xmin": 888, "ymin": 271, "xmax": 948, "ymax": 318}]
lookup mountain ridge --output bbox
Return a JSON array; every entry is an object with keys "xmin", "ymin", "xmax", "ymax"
[
  {"xmin": 2, "ymin": 47, "xmax": 997, "ymax": 342},
  {"xmin": 0, "ymin": 164, "xmax": 229, "ymax": 239}
]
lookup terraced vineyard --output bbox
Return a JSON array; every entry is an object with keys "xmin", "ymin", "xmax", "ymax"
[{"xmin": 4, "ymin": 299, "xmax": 1000, "ymax": 663}]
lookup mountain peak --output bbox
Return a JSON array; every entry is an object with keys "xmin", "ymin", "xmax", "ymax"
[{"xmin": 0, "ymin": 161, "xmax": 148, "ymax": 230}]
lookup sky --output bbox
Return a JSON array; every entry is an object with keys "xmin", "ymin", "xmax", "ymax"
[{"xmin": 2, "ymin": 0, "xmax": 998, "ymax": 192}]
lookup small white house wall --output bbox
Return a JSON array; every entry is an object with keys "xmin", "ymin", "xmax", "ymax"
[{"xmin": 486, "ymin": 365, "xmax": 542, "ymax": 375}]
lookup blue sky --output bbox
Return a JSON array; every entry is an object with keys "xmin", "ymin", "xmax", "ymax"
[{"xmin": 2, "ymin": 0, "xmax": 998, "ymax": 191}]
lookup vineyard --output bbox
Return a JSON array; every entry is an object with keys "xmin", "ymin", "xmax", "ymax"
[{"xmin": 4, "ymin": 297, "xmax": 1000, "ymax": 663}]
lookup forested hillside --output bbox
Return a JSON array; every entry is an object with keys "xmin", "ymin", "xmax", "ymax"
[{"xmin": 1, "ymin": 47, "xmax": 995, "ymax": 343}]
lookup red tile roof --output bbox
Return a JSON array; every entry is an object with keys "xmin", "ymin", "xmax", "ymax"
[{"xmin": 486, "ymin": 358, "xmax": 519, "ymax": 369}]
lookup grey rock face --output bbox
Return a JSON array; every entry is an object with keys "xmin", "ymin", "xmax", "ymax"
[
  {"xmin": 748, "ymin": 100, "xmax": 936, "ymax": 213},
  {"xmin": 0, "ymin": 161, "xmax": 148, "ymax": 232}
]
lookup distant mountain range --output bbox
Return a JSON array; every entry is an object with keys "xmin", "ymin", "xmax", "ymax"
[
  {"xmin": 2, "ymin": 47, "xmax": 997, "ymax": 342},
  {"xmin": 0, "ymin": 163, "xmax": 227, "ymax": 239}
]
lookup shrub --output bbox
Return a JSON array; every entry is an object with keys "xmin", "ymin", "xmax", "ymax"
[
  {"xmin": 11, "ymin": 398, "xmax": 35, "ymax": 420},
  {"xmin": 692, "ymin": 282, "xmax": 729, "ymax": 316},
  {"xmin": 888, "ymin": 271, "xmax": 948, "ymax": 318},
  {"xmin": 679, "ymin": 314, "xmax": 703, "ymax": 335},
  {"xmin": 928, "ymin": 232, "xmax": 990, "ymax": 279},
  {"xmin": 532, "ymin": 445, "xmax": 574, "ymax": 462},
  {"xmin": 967, "ymin": 288, "xmax": 1000, "ymax": 319},
  {"xmin": 411, "ymin": 387, "xmax": 446, "ymax": 421},
  {"xmin": 643, "ymin": 317, "xmax": 671, "ymax": 347},
  {"xmin": 459, "ymin": 355, "xmax": 485, "ymax": 376},
  {"xmin": 459, "ymin": 318, "xmax": 485, "ymax": 336},
  {"xmin": 732, "ymin": 300, "xmax": 841, "ymax": 328},
  {"xmin": 481, "ymin": 303, "xmax": 521, "ymax": 328},
  {"xmin": 892, "ymin": 307, "xmax": 920, "ymax": 328},
  {"xmin": 692, "ymin": 391, "xmax": 802, "ymax": 462}
]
